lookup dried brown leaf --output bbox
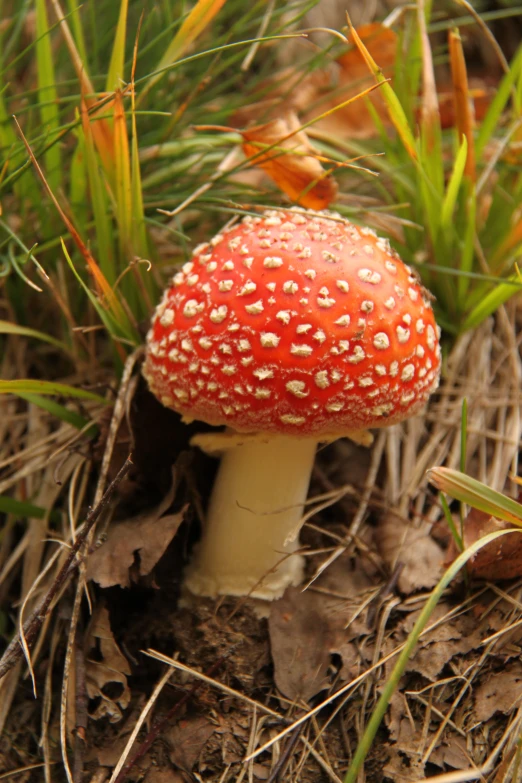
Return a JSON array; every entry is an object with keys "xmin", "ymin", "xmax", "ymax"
[
  {"xmin": 85, "ymin": 606, "xmax": 131, "ymax": 723},
  {"xmin": 269, "ymin": 587, "xmax": 332, "ymax": 701},
  {"xmin": 377, "ymin": 515, "xmax": 444, "ymax": 594},
  {"xmin": 474, "ymin": 662, "xmax": 522, "ymax": 722},
  {"xmin": 167, "ymin": 716, "xmax": 215, "ymax": 773},
  {"xmin": 445, "ymin": 507, "xmax": 522, "ymax": 581},
  {"xmin": 241, "ymin": 113, "xmax": 337, "ymax": 210},
  {"xmin": 87, "ymin": 474, "xmax": 183, "ymax": 588}
]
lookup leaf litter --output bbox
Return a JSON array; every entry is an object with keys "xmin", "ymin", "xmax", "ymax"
[
  {"xmin": 3, "ymin": 309, "xmax": 522, "ymax": 782},
  {"xmin": 2, "ymin": 18, "xmax": 522, "ymax": 783}
]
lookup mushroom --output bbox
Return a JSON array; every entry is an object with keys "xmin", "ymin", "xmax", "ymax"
[{"xmin": 143, "ymin": 209, "xmax": 441, "ymax": 599}]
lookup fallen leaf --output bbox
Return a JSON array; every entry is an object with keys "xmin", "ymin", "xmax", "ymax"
[
  {"xmin": 474, "ymin": 662, "xmax": 522, "ymax": 722},
  {"xmin": 167, "ymin": 716, "xmax": 215, "ymax": 773},
  {"xmin": 241, "ymin": 112, "xmax": 338, "ymax": 210},
  {"xmin": 269, "ymin": 587, "xmax": 332, "ymax": 701},
  {"xmin": 85, "ymin": 606, "xmax": 131, "ymax": 722},
  {"xmin": 337, "ymin": 23, "xmax": 397, "ymax": 82},
  {"xmin": 143, "ymin": 770, "xmax": 184, "ymax": 783},
  {"xmin": 87, "ymin": 472, "xmax": 183, "ymax": 588},
  {"xmin": 269, "ymin": 552, "xmax": 378, "ymax": 699},
  {"xmin": 445, "ymin": 507, "xmax": 522, "ymax": 581},
  {"xmin": 377, "ymin": 515, "xmax": 444, "ymax": 594}
]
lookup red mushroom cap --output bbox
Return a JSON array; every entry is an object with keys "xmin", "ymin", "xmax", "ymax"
[{"xmin": 143, "ymin": 209, "xmax": 441, "ymax": 436}]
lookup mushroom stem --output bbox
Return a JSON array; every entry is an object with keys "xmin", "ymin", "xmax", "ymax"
[{"xmin": 184, "ymin": 435, "xmax": 317, "ymax": 599}]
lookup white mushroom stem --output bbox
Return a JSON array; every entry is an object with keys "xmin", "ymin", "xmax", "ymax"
[{"xmin": 184, "ymin": 434, "xmax": 317, "ymax": 600}]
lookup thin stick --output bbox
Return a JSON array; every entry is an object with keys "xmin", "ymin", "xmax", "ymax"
[
  {"xmin": 0, "ymin": 456, "xmax": 132, "ymax": 681},
  {"xmin": 112, "ymin": 656, "xmax": 227, "ymax": 783},
  {"xmin": 108, "ymin": 667, "xmax": 173, "ymax": 783}
]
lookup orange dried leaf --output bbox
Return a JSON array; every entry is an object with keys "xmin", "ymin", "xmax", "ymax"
[
  {"xmin": 241, "ymin": 114, "xmax": 337, "ymax": 210},
  {"xmin": 445, "ymin": 507, "xmax": 522, "ymax": 581},
  {"xmin": 449, "ymin": 29, "xmax": 476, "ymax": 181},
  {"xmin": 337, "ymin": 23, "xmax": 397, "ymax": 80}
]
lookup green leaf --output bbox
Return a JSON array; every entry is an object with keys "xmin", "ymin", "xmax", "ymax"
[
  {"xmin": 80, "ymin": 106, "xmax": 115, "ymax": 283},
  {"xmin": 106, "ymin": 0, "xmax": 129, "ymax": 92},
  {"xmin": 441, "ymin": 135, "xmax": 468, "ymax": 232},
  {"xmin": 427, "ymin": 467, "xmax": 522, "ymax": 526},
  {"xmin": 142, "ymin": 0, "xmax": 226, "ymax": 98},
  {"xmin": 0, "ymin": 320, "xmax": 68, "ymax": 352},
  {"xmin": 16, "ymin": 392, "xmax": 96, "ymax": 432},
  {"xmin": 35, "ymin": 0, "xmax": 62, "ymax": 193},
  {"xmin": 462, "ymin": 275, "xmax": 520, "ymax": 331},
  {"xmin": 476, "ymin": 42, "xmax": 522, "ymax": 158},
  {"xmin": 0, "ymin": 495, "xmax": 61, "ymax": 524},
  {"xmin": 0, "ymin": 379, "xmax": 108, "ymax": 405}
]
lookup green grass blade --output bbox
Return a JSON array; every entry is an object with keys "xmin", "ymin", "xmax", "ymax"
[
  {"xmin": 440, "ymin": 494, "xmax": 464, "ymax": 552},
  {"xmin": 60, "ymin": 238, "xmax": 137, "ymax": 347},
  {"xmin": 16, "ymin": 392, "xmax": 95, "ymax": 431},
  {"xmin": 462, "ymin": 275, "xmax": 520, "ymax": 331},
  {"xmin": 69, "ymin": 128, "xmax": 88, "ymax": 233},
  {"xmin": 441, "ymin": 135, "xmax": 468, "ymax": 232},
  {"xmin": 460, "ymin": 398, "xmax": 468, "ymax": 473},
  {"xmin": 80, "ymin": 103, "xmax": 115, "ymax": 282},
  {"xmin": 65, "ymin": 0, "xmax": 88, "ymax": 64},
  {"xmin": 0, "ymin": 495, "xmax": 61, "ymax": 524},
  {"xmin": 476, "ymin": 42, "xmax": 522, "ymax": 158},
  {"xmin": 142, "ymin": 0, "xmax": 226, "ymax": 98},
  {"xmin": 0, "ymin": 379, "xmax": 108, "ymax": 404},
  {"xmin": 428, "ymin": 467, "xmax": 522, "ymax": 526},
  {"xmin": 344, "ymin": 527, "xmax": 522, "ymax": 783},
  {"xmin": 458, "ymin": 189, "xmax": 476, "ymax": 308},
  {"xmin": 0, "ymin": 320, "xmax": 69, "ymax": 352},
  {"xmin": 106, "ymin": 0, "xmax": 129, "ymax": 92},
  {"xmin": 35, "ymin": 0, "xmax": 62, "ymax": 193},
  {"xmin": 347, "ymin": 16, "xmax": 417, "ymax": 161}
]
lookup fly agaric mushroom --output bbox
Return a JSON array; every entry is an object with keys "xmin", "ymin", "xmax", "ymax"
[{"xmin": 143, "ymin": 209, "xmax": 441, "ymax": 599}]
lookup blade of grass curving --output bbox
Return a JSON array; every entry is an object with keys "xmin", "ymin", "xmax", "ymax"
[
  {"xmin": 106, "ymin": 0, "xmax": 129, "ymax": 92},
  {"xmin": 142, "ymin": 0, "xmax": 226, "ymax": 99},
  {"xmin": 428, "ymin": 467, "xmax": 522, "ymax": 525},
  {"xmin": 0, "ymin": 496, "xmax": 61, "ymax": 524},
  {"xmin": 441, "ymin": 135, "xmax": 468, "ymax": 232},
  {"xmin": 343, "ymin": 527, "xmax": 522, "ymax": 783},
  {"xmin": 346, "ymin": 14, "xmax": 417, "ymax": 161},
  {"xmin": 0, "ymin": 379, "xmax": 107, "ymax": 404},
  {"xmin": 0, "ymin": 320, "xmax": 68, "ymax": 352},
  {"xmin": 16, "ymin": 393, "xmax": 94, "ymax": 432},
  {"xmin": 462, "ymin": 275, "xmax": 520, "ymax": 331},
  {"xmin": 35, "ymin": 0, "xmax": 62, "ymax": 193}
]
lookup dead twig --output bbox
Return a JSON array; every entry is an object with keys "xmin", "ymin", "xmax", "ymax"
[
  {"xmin": 0, "ymin": 456, "xmax": 132, "ymax": 681},
  {"xmin": 112, "ymin": 655, "xmax": 227, "ymax": 783}
]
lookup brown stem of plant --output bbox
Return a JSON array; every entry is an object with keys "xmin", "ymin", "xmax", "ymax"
[
  {"xmin": 113, "ymin": 656, "xmax": 226, "ymax": 783},
  {"xmin": 0, "ymin": 455, "xmax": 133, "ymax": 681},
  {"xmin": 73, "ymin": 626, "xmax": 88, "ymax": 783}
]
